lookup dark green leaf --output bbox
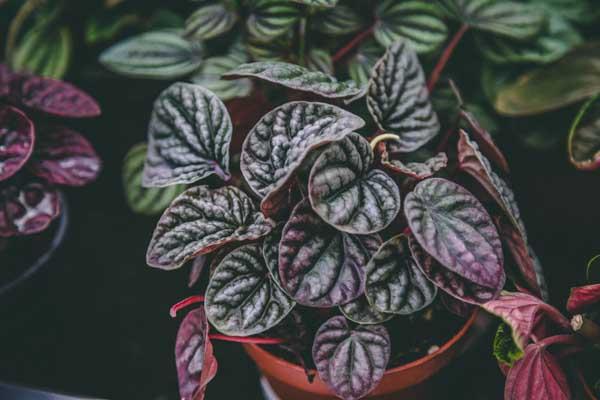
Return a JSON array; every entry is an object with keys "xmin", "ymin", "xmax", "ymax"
[
  {"xmin": 568, "ymin": 94, "xmax": 600, "ymax": 171},
  {"xmin": 11, "ymin": 26, "xmax": 72, "ymax": 79},
  {"xmin": 184, "ymin": 4, "xmax": 238, "ymax": 40},
  {"xmin": 85, "ymin": 13, "xmax": 140, "ymax": 45},
  {"xmin": 247, "ymin": 0, "xmax": 300, "ymax": 41}
]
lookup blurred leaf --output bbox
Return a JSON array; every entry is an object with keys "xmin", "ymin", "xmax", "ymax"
[
  {"xmin": 11, "ymin": 25, "xmax": 72, "ymax": 79},
  {"xmin": 290, "ymin": 0, "xmax": 337, "ymax": 7},
  {"xmin": 85, "ymin": 13, "xmax": 140, "ymax": 45},
  {"xmin": 347, "ymin": 40, "xmax": 382, "ymax": 88},
  {"xmin": 313, "ymin": 5, "xmax": 362, "ymax": 36},
  {"xmin": 246, "ymin": 34, "xmax": 290, "ymax": 61},
  {"xmin": 306, "ymin": 48, "xmax": 333, "ymax": 74},
  {"xmin": 184, "ymin": 3, "xmax": 238, "ymax": 40},
  {"xmin": 530, "ymin": 0, "xmax": 597, "ymax": 25},
  {"xmin": 247, "ymin": 0, "xmax": 300, "ymax": 41},
  {"xmin": 568, "ymin": 94, "xmax": 600, "ymax": 170},
  {"xmin": 146, "ymin": 9, "xmax": 185, "ymax": 30}
]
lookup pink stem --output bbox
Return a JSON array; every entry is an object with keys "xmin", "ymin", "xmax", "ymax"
[
  {"xmin": 208, "ymin": 334, "xmax": 287, "ymax": 345},
  {"xmin": 332, "ymin": 25, "xmax": 375, "ymax": 64},
  {"xmin": 169, "ymin": 295, "xmax": 205, "ymax": 318},
  {"xmin": 427, "ymin": 24, "xmax": 469, "ymax": 93}
]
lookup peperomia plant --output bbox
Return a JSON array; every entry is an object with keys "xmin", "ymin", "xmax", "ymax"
[{"xmin": 137, "ymin": 36, "xmax": 550, "ymax": 400}]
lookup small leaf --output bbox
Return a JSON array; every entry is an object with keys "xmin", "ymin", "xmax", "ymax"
[
  {"xmin": 262, "ymin": 223, "xmax": 285, "ymax": 289},
  {"xmin": 246, "ymin": 0, "xmax": 300, "ymax": 41},
  {"xmin": 146, "ymin": 185, "xmax": 274, "ymax": 270},
  {"xmin": 374, "ymin": 1, "xmax": 448, "ymax": 54},
  {"xmin": 367, "ymin": 40, "xmax": 440, "ymax": 152},
  {"xmin": 205, "ymin": 244, "xmax": 295, "ymax": 336},
  {"xmin": 99, "ymin": 30, "xmax": 203, "ymax": 79},
  {"xmin": 340, "ymin": 295, "xmax": 394, "ymax": 325},
  {"xmin": 190, "ymin": 50, "xmax": 252, "ymax": 101},
  {"xmin": 313, "ymin": 5, "xmax": 362, "ymax": 36},
  {"xmin": 306, "ymin": 49, "xmax": 333, "ymax": 75},
  {"xmin": 568, "ymin": 94, "xmax": 600, "ymax": 171},
  {"xmin": 312, "ymin": 316, "xmax": 391, "ymax": 400},
  {"xmin": 122, "ymin": 143, "xmax": 185, "ymax": 216},
  {"xmin": 0, "ymin": 105, "xmax": 34, "ymax": 182},
  {"xmin": 347, "ymin": 40, "xmax": 382, "ymax": 88},
  {"xmin": 188, "ymin": 255, "xmax": 207, "ymax": 288},
  {"xmin": 566, "ymin": 284, "xmax": 600, "ymax": 314},
  {"xmin": 184, "ymin": 4, "xmax": 238, "ymax": 40},
  {"xmin": 308, "ymin": 133, "xmax": 401, "ymax": 234},
  {"xmin": 224, "ymin": 61, "xmax": 362, "ymax": 99},
  {"xmin": 143, "ymin": 83, "xmax": 232, "ymax": 187},
  {"xmin": 381, "ymin": 150, "xmax": 447, "ymax": 180},
  {"xmin": 11, "ymin": 25, "xmax": 72, "ymax": 79},
  {"xmin": 493, "ymin": 323, "xmax": 524, "ymax": 368},
  {"xmin": 290, "ymin": 0, "xmax": 337, "ymax": 7},
  {"xmin": 460, "ymin": 109, "xmax": 509, "ymax": 173}
]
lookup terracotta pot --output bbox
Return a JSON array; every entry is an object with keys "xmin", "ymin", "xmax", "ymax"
[{"xmin": 244, "ymin": 310, "xmax": 482, "ymax": 400}]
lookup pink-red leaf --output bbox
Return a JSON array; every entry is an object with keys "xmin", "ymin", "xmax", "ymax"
[
  {"xmin": 460, "ymin": 109, "xmax": 509, "ymax": 173},
  {"xmin": 0, "ymin": 105, "xmax": 35, "ymax": 181},
  {"xmin": 566, "ymin": 284, "xmax": 600, "ymax": 314}
]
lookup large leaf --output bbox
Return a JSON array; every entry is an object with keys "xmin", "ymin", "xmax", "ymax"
[
  {"xmin": 224, "ymin": 62, "xmax": 362, "ymax": 99},
  {"xmin": 175, "ymin": 308, "xmax": 217, "ymax": 400},
  {"xmin": 278, "ymin": 199, "xmax": 373, "ymax": 307},
  {"xmin": 340, "ymin": 295, "xmax": 394, "ymax": 325},
  {"xmin": 374, "ymin": 1, "xmax": 448, "ymax": 54},
  {"xmin": 246, "ymin": 0, "xmax": 300, "ymax": 41},
  {"xmin": 146, "ymin": 186, "xmax": 274, "ymax": 270},
  {"xmin": 312, "ymin": 316, "xmax": 391, "ymax": 400},
  {"xmin": 122, "ymin": 143, "xmax": 185, "ymax": 216},
  {"xmin": 290, "ymin": 0, "xmax": 337, "ymax": 7},
  {"xmin": 568, "ymin": 94, "xmax": 600, "ymax": 171},
  {"xmin": 436, "ymin": 0, "xmax": 544, "ymax": 39},
  {"xmin": 99, "ymin": 30, "xmax": 203, "ymax": 79},
  {"xmin": 566, "ymin": 284, "xmax": 600, "ymax": 314},
  {"xmin": 205, "ymin": 244, "xmax": 295, "ymax": 336},
  {"xmin": 404, "ymin": 178, "xmax": 505, "ymax": 292},
  {"xmin": 142, "ymin": 83, "xmax": 232, "ymax": 187},
  {"xmin": 29, "ymin": 125, "xmax": 101, "ymax": 187},
  {"xmin": 313, "ymin": 5, "xmax": 362, "ymax": 36},
  {"xmin": 190, "ymin": 48, "xmax": 252, "ymax": 101},
  {"xmin": 11, "ymin": 25, "xmax": 72, "ymax": 79},
  {"xmin": 308, "ymin": 133, "xmax": 400, "ymax": 234},
  {"xmin": 381, "ymin": 150, "xmax": 447, "ymax": 180},
  {"xmin": 367, "ymin": 40, "xmax": 440, "ymax": 152},
  {"xmin": 0, "ymin": 105, "xmax": 34, "ymax": 182},
  {"xmin": 184, "ymin": 4, "xmax": 238, "ymax": 40},
  {"xmin": 366, "ymin": 234, "xmax": 437, "ymax": 315}
]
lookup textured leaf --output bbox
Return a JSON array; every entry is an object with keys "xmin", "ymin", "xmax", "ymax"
[
  {"xmin": 122, "ymin": 143, "xmax": 185, "ymax": 216},
  {"xmin": 436, "ymin": 0, "xmax": 544, "ymax": 39},
  {"xmin": 568, "ymin": 95, "xmax": 600, "ymax": 171},
  {"xmin": 381, "ymin": 150, "xmax": 447, "ymax": 180},
  {"xmin": 0, "ymin": 181, "xmax": 60, "ymax": 237},
  {"xmin": 205, "ymin": 244, "xmax": 295, "ymax": 336},
  {"xmin": 29, "ymin": 125, "xmax": 100, "ymax": 187},
  {"xmin": 99, "ymin": 30, "xmax": 203, "ymax": 79},
  {"xmin": 313, "ymin": 5, "xmax": 362, "ymax": 36},
  {"xmin": 190, "ymin": 49, "xmax": 252, "ymax": 101},
  {"xmin": 184, "ymin": 4, "xmax": 238, "ymax": 40},
  {"xmin": 224, "ymin": 62, "xmax": 362, "ymax": 99},
  {"xmin": 340, "ymin": 295, "xmax": 394, "ymax": 325},
  {"xmin": 308, "ymin": 133, "xmax": 400, "ymax": 234},
  {"xmin": 246, "ymin": 0, "xmax": 300, "ymax": 41},
  {"xmin": 366, "ymin": 234, "xmax": 437, "ymax": 315},
  {"xmin": 367, "ymin": 40, "xmax": 440, "ymax": 152},
  {"xmin": 0, "ymin": 105, "xmax": 34, "ymax": 182},
  {"xmin": 312, "ymin": 316, "xmax": 391, "ymax": 400},
  {"xmin": 493, "ymin": 323, "xmax": 524, "ymax": 368},
  {"xmin": 146, "ymin": 186, "xmax": 274, "ymax": 270},
  {"xmin": 143, "ymin": 83, "xmax": 232, "ymax": 187},
  {"xmin": 11, "ymin": 25, "xmax": 72, "ymax": 79},
  {"xmin": 175, "ymin": 308, "xmax": 218, "ymax": 400},
  {"xmin": 278, "ymin": 200, "xmax": 373, "ymax": 307},
  {"xmin": 374, "ymin": 1, "xmax": 448, "ymax": 54},
  {"xmin": 262, "ymin": 223, "xmax": 285, "ymax": 289},
  {"xmin": 460, "ymin": 109, "xmax": 509, "ymax": 173},
  {"xmin": 566, "ymin": 284, "xmax": 600, "ymax": 314},
  {"xmin": 290, "ymin": 0, "xmax": 337, "ymax": 7},
  {"xmin": 405, "ymin": 178, "xmax": 505, "ymax": 292},
  {"xmin": 347, "ymin": 41, "xmax": 382, "ymax": 88}
]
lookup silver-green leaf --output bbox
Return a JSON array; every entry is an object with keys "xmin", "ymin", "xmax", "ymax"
[{"xmin": 184, "ymin": 4, "xmax": 238, "ymax": 40}]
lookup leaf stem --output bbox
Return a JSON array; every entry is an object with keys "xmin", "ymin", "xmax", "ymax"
[
  {"xmin": 369, "ymin": 133, "xmax": 400, "ymax": 151},
  {"xmin": 427, "ymin": 24, "xmax": 469, "ymax": 93},
  {"xmin": 5, "ymin": 0, "xmax": 46, "ymax": 60},
  {"xmin": 571, "ymin": 314, "xmax": 600, "ymax": 345},
  {"xmin": 208, "ymin": 334, "xmax": 287, "ymax": 344},
  {"xmin": 332, "ymin": 25, "xmax": 375, "ymax": 64},
  {"xmin": 169, "ymin": 295, "xmax": 205, "ymax": 318}
]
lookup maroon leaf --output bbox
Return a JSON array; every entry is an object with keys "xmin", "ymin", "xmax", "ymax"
[
  {"xmin": 566, "ymin": 284, "xmax": 600, "ymax": 314},
  {"xmin": 381, "ymin": 150, "xmax": 448, "ymax": 180},
  {"xmin": 175, "ymin": 308, "xmax": 218, "ymax": 400},
  {"xmin": 460, "ymin": 110, "xmax": 509, "ymax": 173},
  {"xmin": 0, "ymin": 105, "xmax": 35, "ymax": 182},
  {"xmin": 29, "ymin": 125, "xmax": 101, "ymax": 186},
  {"xmin": 188, "ymin": 255, "xmax": 207, "ymax": 288},
  {"xmin": 0, "ymin": 181, "xmax": 60, "ymax": 237},
  {"xmin": 0, "ymin": 64, "xmax": 13, "ymax": 98}
]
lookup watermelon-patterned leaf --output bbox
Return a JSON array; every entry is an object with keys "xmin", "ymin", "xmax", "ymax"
[
  {"xmin": 367, "ymin": 40, "xmax": 440, "ymax": 152},
  {"xmin": 205, "ymin": 244, "xmax": 295, "ymax": 336},
  {"xmin": 347, "ymin": 40, "xmax": 382, "ymax": 88},
  {"xmin": 146, "ymin": 185, "xmax": 274, "ymax": 270},
  {"xmin": 11, "ymin": 25, "xmax": 72, "ymax": 79},
  {"xmin": 190, "ymin": 49, "xmax": 252, "ymax": 101},
  {"xmin": 143, "ymin": 83, "xmax": 232, "ymax": 187},
  {"xmin": 306, "ymin": 49, "xmax": 333, "ymax": 75},
  {"xmin": 0, "ymin": 105, "xmax": 34, "ymax": 182},
  {"xmin": 340, "ymin": 295, "xmax": 394, "ymax": 325},
  {"xmin": 312, "ymin": 316, "xmax": 391, "ymax": 400},
  {"xmin": 313, "ymin": 5, "xmax": 362, "ymax": 36},
  {"xmin": 568, "ymin": 94, "xmax": 600, "ymax": 171},
  {"xmin": 184, "ymin": 3, "xmax": 238, "ymax": 40},
  {"xmin": 246, "ymin": 0, "xmax": 300, "ymax": 41},
  {"xmin": 381, "ymin": 150, "xmax": 448, "ymax": 180}
]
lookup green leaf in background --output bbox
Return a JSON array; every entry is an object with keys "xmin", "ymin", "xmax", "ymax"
[
  {"xmin": 246, "ymin": 0, "xmax": 300, "ymax": 41},
  {"xmin": 493, "ymin": 323, "xmax": 524, "ymax": 368},
  {"xmin": 146, "ymin": 9, "xmax": 185, "ymax": 30},
  {"xmin": 436, "ymin": 0, "xmax": 544, "ymax": 39},
  {"xmin": 339, "ymin": 295, "xmax": 394, "ymax": 325},
  {"xmin": 306, "ymin": 48, "xmax": 333, "ymax": 74},
  {"xmin": 313, "ymin": 5, "xmax": 362, "ymax": 36},
  {"xmin": 99, "ymin": 30, "xmax": 203, "ymax": 79},
  {"xmin": 246, "ymin": 35, "xmax": 290, "ymax": 61},
  {"xmin": 11, "ymin": 25, "xmax": 72, "ymax": 79},
  {"xmin": 347, "ymin": 40, "xmax": 382, "ymax": 88},
  {"xmin": 290, "ymin": 0, "xmax": 337, "ymax": 7},
  {"xmin": 568, "ymin": 94, "xmax": 600, "ymax": 171},
  {"xmin": 122, "ymin": 143, "xmax": 185, "ymax": 216},
  {"xmin": 495, "ymin": 43, "xmax": 600, "ymax": 116},
  {"xmin": 374, "ymin": 0, "xmax": 448, "ymax": 54},
  {"xmin": 184, "ymin": 3, "xmax": 238, "ymax": 40},
  {"xmin": 530, "ymin": 0, "xmax": 597, "ymax": 25},
  {"xmin": 85, "ymin": 13, "xmax": 140, "ymax": 45}
]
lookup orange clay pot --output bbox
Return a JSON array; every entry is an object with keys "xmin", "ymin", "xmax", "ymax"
[{"xmin": 244, "ymin": 310, "xmax": 482, "ymax": 400}]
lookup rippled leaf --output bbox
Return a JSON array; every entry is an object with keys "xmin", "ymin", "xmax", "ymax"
[
  {"xmin": 382, "ymin": 150, "xmax": 447, "ymax": 180},
  {"xmin": 184, "ymin": 4, "xmax": 238, "ymax": 40},
  {"xmin": 367, "ymin": 40, "xmax": 440, "ymax": 152},
  {"xmin": 11, "ymin": 25, "xmax": 72, "ymax": 79},
  {"xmin": 313, "ymin": 5, "xmax": 362, "ymax": 36},
  {"xmin": 374, "ymin": 1, "xmax": 447, "ymax": 54},
  {"xmin": 566, "ymin": 284, "xmax": 600, "ymax": 314},
  {"xmin": 347, "ymin": 40, "xmax": 381, "ymax": 88},
  {"xmin": 0, "ymin": 182, "xmax": 60, "ymax": 237},
  {"xmin": 146, "ymin": 186, "xmax": 274, "ymax": 270},
  {"xmin": 308, "ymin": 133, "xmax": 400, "ymax": 234},
  {"xmin": 190, "ymin": 49, "xmax": 252, "ymax": 101},
  {"xmin": 143, "ymin": 83, "xmax": 232, "ymax": 187},
  {"xmin": 247, "ymin": 0, "xmax": 300, "ymax": 41},
  {"xmin": 313, "ymin": 316, "xmax": 391, "ymax": 400},
  {"xmin": 206, "ymin": 244, "xmax": 295, "ymax": 336},
  {"xmin": 568, "ymin": 94, "xmax": 600, "ymax": 171},
  {"xmin": 340, "ymin": 295, "xmax": 393, "ymax": 325},
  {"xmin": 99, "ymin": 30, "xmax": 203, "ymax": 79},
  {"xmin": 493, "ymin": 323, "xmax": 524, "ymax": 368},
  {"xmin": 291, "ymin": 0, "xmax": 337, "ymax": 7},
  {"xmin": 0, "ymin": 105, "xmax": 34, "ymax": 182}
]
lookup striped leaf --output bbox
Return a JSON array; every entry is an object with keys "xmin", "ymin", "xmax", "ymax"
[
  {"xmin": 99, "ymin": 30, "xmax": 203, "ymax": 79},
  {"xmin": 313, "ymin": 5, "xmax": 362, "ymax": 36},
  {"xmin": 11, "ymin": 25, "xmax": 72, "ymax": 79},
  {"xmin": 306, "ymin": 48, "xmax": 333, "ymax": 75},
  {"xmin": 184, "ymin": 3, "xmax": 238, "ymax": 40},
  {"xmin": 291, "ymin": 0, "xmax": 337, "ymax": 7},
  {"xmin": 246, "ymin": 35, "xmax": 290, "ymax": 61},
  {"xmin": 190, "ymin": 48, "xmax": 252, "ymax": 101},
  {"xmin": 246, "ymin": 0, "xmax": 300, "ymax": 41},
  {"xmin": 347, "ymin": 40, "xmax": 382, "ymax": 88},
  {"xmin": 340, "ymin": 295, "xmax": 394, "ymax": 325},
  {"xmin": 568, "ymin": 95, "xmax": 600, "ymax": 171}
]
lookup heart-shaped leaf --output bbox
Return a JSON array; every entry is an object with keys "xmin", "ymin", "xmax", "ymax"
[
  {"xmin": 0, "ymin": 181, "xmax": 60, "ymax": 237},
  {"xmin": 291, "ymin": 0, "xmax": 337, "ymax": 7},
  {"xmin": 436, "ymin": 0, "xmax": 544, "ymax": 39},
  {"xmin": 347, "ymin": 40, "xmax": 382, "ymax": 88},
  {"xmin": 29, "ymin": 125, "xmax": 101, "ymax": 187},
  {"xmin": 224, "ymin": 62, "xmax": 362, "ymax": 99},
  {"xmin": 278, "ymin": 200, "xmax": 373, "ymax": 307},
  {"xmin": 460, "ymin": 109, "xmax": 509, "ymax": 172},
  {"xmin": 566, "ymin": 284, "xmax": 600, "ymax": 314},
  {"xmin": 381, "ymin": 150, "xmax": 447, "ymax": 180},
  {"xmin": 374, "ymin": 1, "xmax": 448, "ymax": 54},
  {"xmin": 340, "ymin": 295, "xmax": 394, "ymax": 325},
  {"xmin": 246, "ymin": 0, "xmax": 300, "ymax": 41},
  {"xmin": 142, "ymin": 83, "xmax": 232, "ymax": 187},
  {"xmin": 122, "ymin": 143, "xmax": 185, "ymax": 216},
  {"xmin": 146, "ymin": 185, "xmax": 274, "ymax": 270},
  {"xmin": 367, "ymin": 40, "xmax": 440, "ymax": 152},
  {"xmin": 184, "ymin": 4, "xmax": 238, "ymax": 40},
  {"xmin": 312, "ymin": 316, "xmax": 391, "ymax": 400},
  {"xmin": 308, "ymin": 133, "xmax": 400, "ymax": 234},
  {"xmin": 366, "ymin": 234, "xmax": 437, "ymax": 315},
  {"xmin": 190, "ymin": 49, "xmax": 252, "ymax": 101},
  {"xmin": 99, "ymin": 30, "xmax": 203, "ymax": 79},
  {"xmin": 0, "ymin": 105, "xmax": 34, "ymax": 182},
  {"xmin": 568, "ymin": 94, "xmax": 600, "ymax": 171},
  {"xmin": 405, "ymin": 178, "xmax": 505, "ymax": 292},
  {"xmin": 313, "ymin": 5, "xmax": 362, "ymax": 36},
  {"xmin": 205, "ymin": 244, "xmax": 295, "ymax": 336},
  {"xmin": 493, "ymin": 323, "xmax": 524, "ymax": 368},
  {"xmin": 11, "ymin": 25, "xmax": 72, "ymax": 79},
  {"xmin": 175, "ymin": 308, "xmax": 218, "ymax": 400}
]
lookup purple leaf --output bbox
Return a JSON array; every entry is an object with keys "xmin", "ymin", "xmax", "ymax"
[
  {"xmin": 381, "ymin": 150, "xmax": 448, "ymax": 180},
  {"xmin": 175, "ymin": 308, "xmax": 218, "ymax": 400},
  {"xmin": 0, "ymin": 105, "xmax": 35, "ymax": 182},
  {"xmin": 0, "ymin": 181, "xmax": 60, "ymax": 237},
  {"xmin": 566, "ymin": 284, "xmax": 600, "ymax": 314},
  {"xmin": 29, "ymin": 125, "xmax": 101, "ymax": 186},
  {"xmin": 312, "ymin": 316, "xmax": 391, "ymax": 400},
  {"xmin": 460, "ymin": 110, "xmax": 509, "ymax": 173},
  {"xmin": 188, "ymin": 255, "xmax": 207, "ymax": 288}
]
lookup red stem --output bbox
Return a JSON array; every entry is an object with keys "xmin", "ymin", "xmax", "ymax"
[
  {"xmin": 427, "ymin": 24, "xmax": 469, "ymax": 93},
  {"xmin": 332, "ymin": 25, "xmax": 375, "ymax": 63},
  {"xmin": 208, "ymin": 334, "xmax": 287, "ymax": 345},
  {"xmin": 169, "ymin": 295, "xmax": 205, "ymax": 318}
]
